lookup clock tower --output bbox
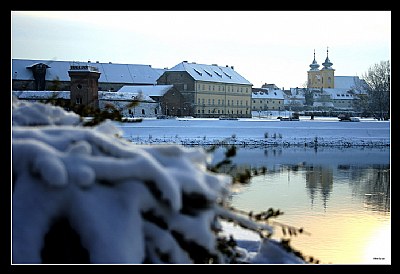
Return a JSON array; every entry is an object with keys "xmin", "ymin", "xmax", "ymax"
[
  {"xmin": 307, "ymin": 48, "xmax": 335, "ymax": 89},
  {"xmin": 307, "ymin": 49, "xmax": 321, "ymax": 89},
  {"xmin": 320, "ymin": 47, "xmax": 335, "ymax": 88}
]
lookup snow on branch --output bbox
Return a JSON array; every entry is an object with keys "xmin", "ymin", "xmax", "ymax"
[{"xmin": 12, "ymin": 98, "xmax": 307, "ymax": 264}]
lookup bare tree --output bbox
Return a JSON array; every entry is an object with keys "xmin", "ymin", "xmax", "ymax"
[{"xmin": 359, "ymin": 61, "xmax": 390, "ymax": 119}]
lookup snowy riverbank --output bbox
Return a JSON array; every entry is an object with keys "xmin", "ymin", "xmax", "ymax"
[{"xmin": 116, "ymin": 116, "xmax": 390, "ymax": 148}]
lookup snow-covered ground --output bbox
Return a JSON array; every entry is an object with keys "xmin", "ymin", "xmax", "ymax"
[
  {"xmin": 117, "ymin": 114, "xmax": 390, "ymax": 148},
  {"xmin": 13, "ymin": 99, "xmax": 324, "ymax": 265}
]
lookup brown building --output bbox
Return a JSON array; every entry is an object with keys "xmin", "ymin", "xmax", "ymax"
[{"xmin": 68, "ymin": 65, "xmax": 101, "ymax": 109}]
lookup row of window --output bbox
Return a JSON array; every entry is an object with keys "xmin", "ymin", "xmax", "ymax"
[
  {"xmin": 197, "ymin": 98, "xmax": 249, "ymax": 106},
  {"xmin": 253, "ymin": 100, "xmax": 282, "ymax": 104},
  {"xmin": 252, "ymin": 106, "xmax": 282, "ymax": 110},
  {"xmin": 197, "ymin": 109, "xmax": 249, "ymax": 115},
  {"xmin": 196, "ymin": 83, "xmax": 250, "ymax": 93}
]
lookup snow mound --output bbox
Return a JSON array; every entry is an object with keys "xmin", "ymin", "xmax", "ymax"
[{"xmin": 12, "ymin": 99, "xmax": 306, "ymax": 264}]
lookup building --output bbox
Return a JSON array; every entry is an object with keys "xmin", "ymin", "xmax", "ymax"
[
  {"xmin": 293, "ymin": 49, "xmax": 368, "ymax": 113},
  {"xmin": 69, "ymin": 65, "xmax": 101, "ymax": 110},
  {"xmin": 307, "ymin": 48, "xmax": 335, "ymax": 89},
  {"xmin": 157, "ymin": 61, "xmax": 253, "ymax": 118},
  {"xmin": 12, "ymin": 59, "xmax": 166, "ymax": 92},
  {"xmin": 116, "ymin": 85, "xmax": 184, "ymax": 117},
  {"xmin": 251, "ymin": 88, "xmax": 285, "ymax": 111}
]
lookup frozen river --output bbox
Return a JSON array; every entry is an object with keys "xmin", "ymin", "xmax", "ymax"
[{"xmin": 116, "ymin": 117, "xmax": 390, "ymax": 147}]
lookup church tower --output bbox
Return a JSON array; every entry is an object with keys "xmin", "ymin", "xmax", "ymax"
[
  {"xmin": 320, "ymin": 47, "xmax": 335, "ymax": 88},
  {"xmin": 307, "ymin": 49, "xmax": 321, "ymax": 89},
  {"xmin": 307, "ymin": 48, "xmax": 335, "ymax": 89}
]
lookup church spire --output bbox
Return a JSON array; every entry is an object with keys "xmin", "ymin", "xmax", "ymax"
[
  {"xmin": 309, "ymin": 49, "xmax": 320, "ymax": 71},
  {"xmin": 322, "ymin": 47, "xmax": 333, "ymax": 70}
]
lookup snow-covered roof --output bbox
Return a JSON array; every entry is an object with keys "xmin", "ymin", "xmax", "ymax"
[
  {"xmin": 334, "ymin": 76, "xmax": 365, "ymax": 90},
  {"xmin": 12, "ymin": 90, "xmax": 70, "ymax": 100},
  {"xmin": 12, "ymin": 90, "xmax": 164, "ymax": 102},
  {"xmin": 313, "ymin": 101, "xmax": 335, "ymax": 108},
  {"xmin": 168, "ymin": 61, "xmax": 252, "ymax": 85},
  {"xmin": 324, "ymin": 88, "xmax": 358, "ymax": 100},
  {"xmin": 118, "ymin": 85, "xmax": 174, "ymax": 97},
  {"xmin": 99, "ymin": 91, "xmax": 156, "ymax": 103},
  {"xmin": 252, "ymin": 89, "xmax": 285, "ymax": 99},
  {"xmin": 12, "ymin": 59, "xmax": 166, "ymax": 85},
  {"xmin": 286, "ymin": 88, "xmax": 306, "ymax": 98}
]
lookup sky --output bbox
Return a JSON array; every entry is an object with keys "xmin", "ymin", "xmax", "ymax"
[{"xmin": 11, "ymin": 10, "xmax": 391, "ymax": 89}]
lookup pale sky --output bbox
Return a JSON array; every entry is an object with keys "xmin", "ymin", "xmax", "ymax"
[{"xmin": 11, "ymin": 10, "xmax": 391, "ymax": 89}]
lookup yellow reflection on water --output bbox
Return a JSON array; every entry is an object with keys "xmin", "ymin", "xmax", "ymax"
[
  {"xmin": 231, "ymin": 165, "xmax": 390, "ymax": 265},
  {"xmin": 363, "ymin": 221, "xmax": 391, "ymax": 264},
  {"xmin": 275, "ymin": 212, "xmax": 391, "ymax": 264}
]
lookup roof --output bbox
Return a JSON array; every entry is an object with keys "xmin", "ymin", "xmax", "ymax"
[
  {"xmin": 118, "ymin": 85, "xmax": 174, "ymax": 97},
  {"xmin": 12, "ymin": 59, "xmax": 166, "ymax": 85},
  {"xmin": 334, "ymin": 76, "xmax": 366, "ymax": 90},
  {"xmin": 324, "ymin": 88, "xmax": 359, "ymax": 100},
  {"xmin": 99, "ymin": 91, "xmax": 156, "ymax": 103},
  {"xmin": 12, "ymin": 91, "xmax": 70, "ymax": 100},
  {"xmin": 168, "ymin": 61, "xmax": 252, "ymax": 85},
  {"xmin": 12, "ymin": 89, "xmax": 167, "ymax": 102},
  {"xmin": 252, "ymin": 88, "xmax": 285, "ymax": 99}
]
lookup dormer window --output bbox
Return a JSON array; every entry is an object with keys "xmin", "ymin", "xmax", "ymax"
[
  {"xmin": 203, "ymin": 69, "xmax": 212, "ymax": 77},
  {"xmin": 213, "ymin": 70, "xmax": 222, "ymax": 77},
  {"xmin": 193, "ymin": 68, "xmax": 202, "ymax": 76},
  {"xmin": 223, "ymin": 71, "xmax": 232, "ymax": 79}
]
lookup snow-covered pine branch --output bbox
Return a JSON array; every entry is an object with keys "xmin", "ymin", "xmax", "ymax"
[{"xmin": 12, "ymin": 97, "xmax": 307, "ymax": 264}]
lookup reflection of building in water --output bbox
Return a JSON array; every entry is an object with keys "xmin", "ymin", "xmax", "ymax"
[
  {"xmin": 344, "ymin": 165, "xmax": 390, "ymax": 213},
  {"xmin": 305, "ymin": 166, "xmax": 333, "ymax": 210},
  {"xmin": 263, "ymin": 148, "xmax": 283, "ymax": 157}
]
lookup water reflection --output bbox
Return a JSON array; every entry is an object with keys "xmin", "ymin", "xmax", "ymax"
[
  {"xmin": 304, "ymin": 166, "xmax": 333, "ymax": 211},
  {"xmin": 211, "ymin": 146, "xmax": 390, "ymax": 264},
  {"xmin": 281, "ymin": 163, "xmax": 390, "ymax": 214},
  {"xmin": 212, "ymin": 146, "xmax": 390, "ymax": 215}
]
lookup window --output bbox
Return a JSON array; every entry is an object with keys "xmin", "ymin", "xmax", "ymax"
[
  {"xmin": 223, "ymin": 71, "xmax": 232, "ymax": 78},
  {"xmin": 142, "ymin": 109, "xmax": 145, "ymax": 115},
  {"xmin": 194, "ymin": 68, "xmax": 202, "ymax": 76},
  {"xmin": 213, "ymin": 70, "xmax": 222, "ymax": 77},
  {"xmin": 203, "ymin": 69, "xmax": 212, "ymax": 77},
  {"xmin": 76, "ymin": 97, "xmax": 82, "ymax": 104}
]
